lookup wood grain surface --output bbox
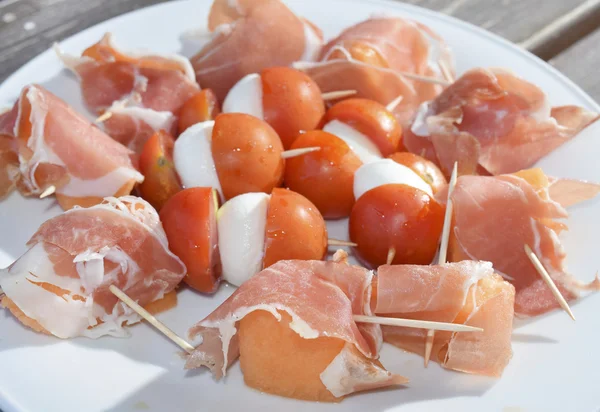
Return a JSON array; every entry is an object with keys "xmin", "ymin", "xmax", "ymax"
[
  {"xmin": 550, "ymin": 27, "xmax": 600, "ymax": 103},
  {"xmin": 0, "ymin": 0, "xmax": 599, "ymax": 100}
]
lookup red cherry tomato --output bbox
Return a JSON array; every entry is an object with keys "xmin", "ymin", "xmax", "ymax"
[
  {"xmin": 322, "ymin": 98, "xmax": 402, "ymax": 156},
  {"xmin": 138, "ymin": 130, "xmax": 182, "ymax": 211},
  {"xmin": 284, "ymin": 130, "xmax": 362, "ymax": 219},
  {"xmin": 388, "ymin": 152, "xmax": 447, "ymax": 194},
  {"xmin": 177, "ymin": 89, "xmax": 221, "ymax": 134},
  {"xmin": 212, "ymin": 113, "xmax": 284, "ymax": 200},
  {"xmin": 349, "ymin": 183, "xmax": 444, "ymax": 267},
  {"xmin": 160, "ymin": 187, "xmax": 221, "ymax": 293},
  {"xmin": 263, "ymin": 188, "xmax": 328, "ymax": 268},
  {"xmin": 261, "ymin": 67, "xmax": 325, "ymax": 149}
]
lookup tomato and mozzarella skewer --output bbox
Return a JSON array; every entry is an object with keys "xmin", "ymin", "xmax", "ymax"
[
  {"xmin": 158, "ymin": 187, "xmax": 328, "ymax": 292},
  {"xmin": 353, "ymin": 152, "xmax": 447, "ymax": 200},
  {"xmin": 222, "ymin": 67, "xmax": 327, "ymax": 149},
  {"xmin": 284, "ymin": 98, "xmax": 402, "ymax": 218},
  {"xmin": 217, "ymin": 188, "xmax": 328, "ymax": 286},
  {"xmin": 173, "ymin": 113, "xmax": 319, "ymax": 202}
]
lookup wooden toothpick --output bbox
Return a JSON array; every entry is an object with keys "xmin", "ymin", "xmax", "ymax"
[
  {"xmin": 399, "ymin": 72, "xmax": 451, "ymax": 86},
  {"xmin": 424, "ymin": 161, "xmax": 458, "ymax": 366},
  {"xmin": 386, "ymin": 247, "xmax": 396, "ymax": 265},
  {"xmin": 328, "ymin": 238, "xmax": 357, "ymax": 247},
  {"xmin": 353, "ymin": 315, "xmax": 482, "ymax": 333},
  {"xmin": 109, "ymin": 285, "xmax": 195, "ymax": 353},
  {"xmin": 385, "ymin": 95, "xmax": 404, "ymax": 112},
  {"xmin": 523, "ymin": 245, "xmax": 576, "ymax": 321},
  {"xmin": 438, "ymin": 60, "xmax": 455, "ymax": 83},
  {"xmin": 39, "ymin": 185, "xmax": 56, "ymax": 199},
  {"xmin": 281, "ymin": 147, "xmax": 320, "ymax": 159},
  {"xmin": 95, "ymin": 111, "xmax": 113, "ymax": 123},
  {"xmin": 321, "ymin": 90, "xmax": 357, "ymax": 101}
]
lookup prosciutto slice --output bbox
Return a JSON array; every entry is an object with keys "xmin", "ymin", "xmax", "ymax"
[
  {"xmin": 185, "ymin": 258, "xmax": 404, "ymax": 399},
  {"xmin": 56, "ymin": 33, "xmax": 199, "ymax": 114},
  {"xmin": 56, "ymin": 33, "xmax": 199, "ymax": 151},
  {"xmin": 190, "ymin": 0, "xmax": 324, "ymax": 102},
  {"xmin": 0, "ymin": 85, "xmax": 143, "ymax": 210},
  {"xmin": 0, "ymin": 196, "xmax": 186, "ymax": 338},
  {"xmin": 448, "ymin": 169, "xmax": 600, "ymax": 317},
  {"xmin": 405, "ymin": 68, "xmax": 598, "ymax": 176},
  {"xmin": 376, "ymin": 261, "xmax": 514, "ymax": 377},
  {"xmin": 297, "ymin": 17, "xmax": 452, "ymax": 127}
]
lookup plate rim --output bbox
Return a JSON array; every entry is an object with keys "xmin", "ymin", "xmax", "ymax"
[{"xmin": 0, "ymin": 1, "xmax": 599, "ymax": 411}]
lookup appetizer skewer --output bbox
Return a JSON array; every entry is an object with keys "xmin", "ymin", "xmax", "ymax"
[{"xmin": 0, "ymin": 85, "xmax": 143, "ymax": 210}]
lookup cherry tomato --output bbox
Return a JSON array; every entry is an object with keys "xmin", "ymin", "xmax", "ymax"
[
  {"xmin": 261, "ymin": 67, "xmax": 325, "ymax": 149},
  {"xmin": 177, "ymin": 89, "xmax": 221, "ymax": 134},
  {"xmin": 325, "ymin": 40, "xmax": 388, "ymax": 68},
  {"xmin": 388, "ymin": 152, "xmax": 447, "ymax": 194},
  {"xmin": 284, "ymin": 130, "xmax": 362, "ymax": 219},
  {"xmin": 263, "ymin": 188, "xmax": 328, "ymax": 268},
  {"xmin": 212, "ymin": 113, "xmax": 284, "ymax": 200},
  {"xmin": 138, "ymin": 130, "xmax": 182, "ymax": 211},
  {"xmin": 322, "ymin": 98, "xmax": 401, "ymax": 156},
  {"xmin": 349, "ymin": 183, "xmax": 444, "ymax": 267},
  {"xmin": 160, "ymin": 187, "xmax": 221, "ymax": 293}
]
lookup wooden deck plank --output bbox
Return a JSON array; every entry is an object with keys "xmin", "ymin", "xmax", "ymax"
[{"xmin": 550, "ymin": 27, "xmax": 600, "ymax": 104}]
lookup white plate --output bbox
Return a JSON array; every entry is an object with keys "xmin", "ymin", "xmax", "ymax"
[{"xmin": 1, "ymin": 1, "xmax": 599, "ymax": 411}]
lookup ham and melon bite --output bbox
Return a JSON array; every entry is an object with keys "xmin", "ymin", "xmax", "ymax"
[
  {"xmin": 0, "ymin": 85, "xmax": 143, "ymax": 210},
  {"xmin": 405, "ymin": 68, "xmax": 599, "ymax": 177},
  {"xmin": 296, "ymin": 17, "xmax": 453, "ymax": 127},
  {"xmin": 0, "ymin": 196, "xmax": 186, "ymax": 338},
  {"xmin": 447, "ymin": 168, "xmax": 600, "ymax": 317},
  {"xmin": 376, "ymin": 261, "xmax": 515, "ymax": 377},
  {"xmin": 185, "ymin": 258, "xmax": 405, "ymax": 402},
  {"xmin": 190, "ymin": 0, "xmax": 324, "ymax": 102}
]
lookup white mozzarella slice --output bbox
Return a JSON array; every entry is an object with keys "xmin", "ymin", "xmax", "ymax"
[
  {"xmin": 173, "ymin": 120, "xmax": 224, "ymax": 201},
  {"xmin": 323, "ymin": 120, "xmax": 382, "ymax": 164},
  {"xmin": 301, "ymin": 21, "xmax": 324, "ymax": 61},
  {"xmin": 222, "ymin": 73, "xmax": 264, "ymax": 120},
  {"xmin": 353, "ymin": 158, "xmax": 433, "ymax": 200},
  {"xmin": 217, "ymin": 192, "xmax": 270, "ymax": 286}
]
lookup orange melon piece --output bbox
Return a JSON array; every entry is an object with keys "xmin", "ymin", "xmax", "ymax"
[
  {"xmin": 2, "ymin": 296, "xmax": 50, "ymax": 335},
  {"xmin": 238, "ymin": 310, "xmax": 345, "ymax": 402},
  {"xmin": 144, "ymin": 290, "xmax": 178, "ymax": 315},
  {"xmin": 452, "ymin": 273, "xmax": 506, "ymax": 325},
  {"xmin": 2, "ymin": 287, "xmax": 177, "ymax": 335}
]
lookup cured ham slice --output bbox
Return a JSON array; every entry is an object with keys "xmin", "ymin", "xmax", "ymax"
[
  {"xmin": 101, "ymin": 102, "xmax": 176, "ymax": 153},
  {"xmin": 405, "ymin": 68, "xmax": 599, "ymax": 177},
  {"xmin": 0, "ymin": 85, "xmax": 143, "ymax": 210},
  {"xmin": 376, "ymin": 261, "xmax": 515, "ymax": 377},
  {"xmin": 190, "ymin": 0, "xmax": 324, "ymax": 102},
  {"xmin": 56, "ymin": 33, "xmax": 199, "ymax": 114},
  {"xmin": 297, "ymin": 17, "xmax": 452, "ymax": 126},
  {"xmin": 0, "ymin": 196, "xmax": 186, "ymax": 338},
  {"xmin": 0, "ymin": 106, "xmax": 19, "ymax": 199},
  {"xmin": 448, "ymin": 169, "xmax": 600, "ymax": 317},
  {"xmin": 185, "ymin": 258, "xmax": 405, "ymax": 401}
]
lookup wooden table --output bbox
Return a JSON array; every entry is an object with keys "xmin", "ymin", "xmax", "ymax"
[{"xmin": 0, "ymin": 0, "xmax": 599, "ymax": 99}]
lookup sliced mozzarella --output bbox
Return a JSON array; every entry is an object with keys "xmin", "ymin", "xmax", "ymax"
[
  {"xmin": 353, "ymin": 158, "xmax": 433, "ymax": 200},
  {"xmin": 323, "ymin": 120, "xmax": 382, "ymax": 164},
  {"xmin": 301, "ymin": 21, "xmax": 324, "ymax": 61},
  {"xmin": 173, "ymin": 120, "xmax": 224, "ymax": 201},
  {"xmin": 222, "ymin": 73, "xmax": 264, "ymax": 119},
  {"xmin": 217, "ymin": 192, "xmax": 270, "ymax": 286}
]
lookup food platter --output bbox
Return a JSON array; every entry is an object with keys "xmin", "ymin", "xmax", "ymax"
[{"xmin": 1, "ymin": 0, "xmax": 599, "ymax": 411}]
